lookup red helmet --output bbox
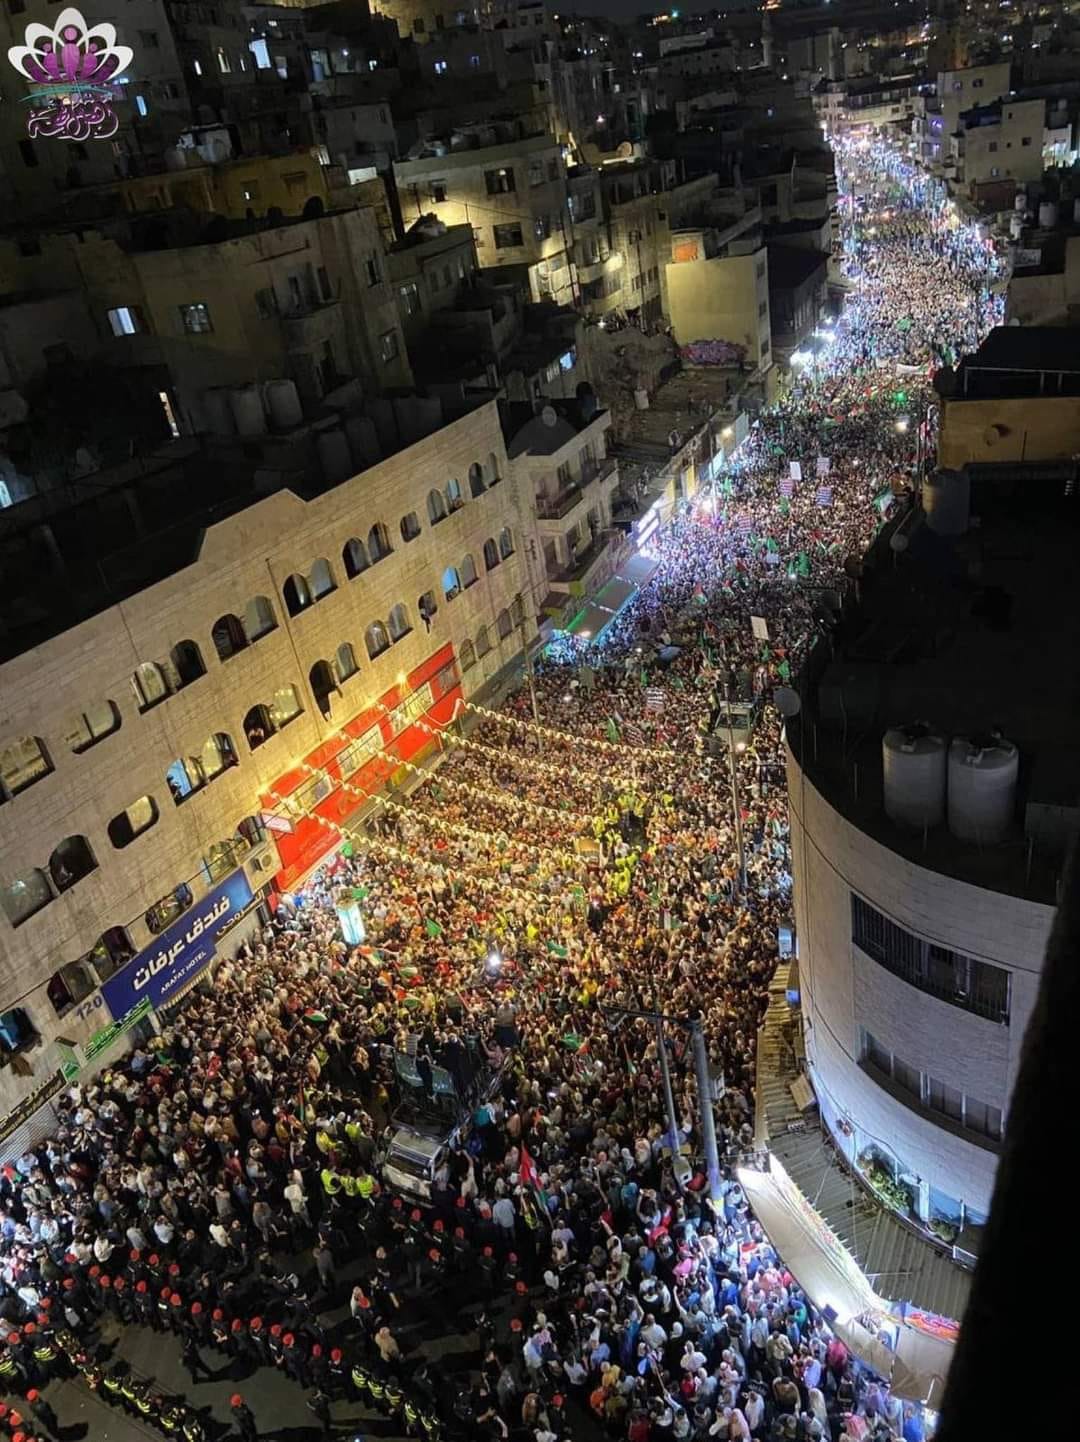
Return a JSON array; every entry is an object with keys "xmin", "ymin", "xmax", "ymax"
[
  {"xmin": 191, "ymin": 1303, "xmax": 203, "ymax": 1316},
  {"xmin": 62, "ymin": 1279, "xmax": 75, "ymax": 1291},
  {"xmin": 170, "ymin": 1294, "xmax": 182, "ymax": 1307},
  {"xmin": 552, "ymin": 1394, "xmax": 565, "ymax": 1407},
  {"xmin": 161, "ymin": 1286, "xmax": 173, "ymax": 1299},
  {"xmin": 89, "ymin": 1266, "xmax": 101, "ymax": 1279},
  {"xmin": 331, "ymin": 1348, "xmax": 342, "ymax": 1363},
  {"xmin": 515, "ymin": 1280, "xmax": 527, "ymax": 1294},
  {"xmin": 24, "ymin": 1391, "xmax": 38, "ymax": 1403},
  {"xmin": 168, "ymin": 1263, "xmax": 180, "ymax": 1277},
  {"xmin": 212, "ymin": 1309, "xmax": 224, "ymax": 1322},
  {"xmin": 433, "ymin": 1219, "xmax": 444, "ymax": 1232},
  {"xmin": 129, "ymin": 1250, "xmax": 141, "ymax": 1262},
  {"xmin": 231, "ymin": 1319, "xmax": 243, "ymax": 1332},
  {"xmin": 136, "ymin": 1281, "xmax": 148, "ymax": 1294},
  {"xmin": 6, "ymin": 1332, "xmax": 19, "ymax": 1344},
  {"xmin": 148, "ymin": 1254, "xmax": 160, "ymax": 1266},
  {"xmin": 508, "ymin": 1252, "xmax": 517, "ymax": 1262},
  {"xmin": 12, "ymin": 1430, "xmax": 26, "ymax": 1442},
  {"xmin": 230, "ymin": 1395, "xmax": 245, "ymax": 1409},
  {"xmin": 270, "ymin": 1324, "xmax": 282, "ymax": 1338},
  {"xmin": 39, "ymin": 1299, "xmax": 52, "ymax": 1310},
  {"xmin": 251, "ymin": 1317, "xmax": 263, "ymax": 1332},
  {"xmin": 312, "ymin": 1344, "xmax": 322, "ymax": 1358},
  {"xmin": 410, "ymin": 1208, "xmax": 421, "ymax": 1222},
  {"xmin": 359, "ymin": 1296, "xmax": 370, "ymax": 1309},
  {"xmin": 114, "ymin": 1279, "xmax": 126, "ymax": 1291},
  {"xmin": 428, "ymin": 1248, "xmax": 440, "ymax": 1262},
  {"xmin": 482, "ymin": 1246, "xmax": 493, "ymax": 1257},
  {"xmin": 283, "ymin": 1333, "xmax": 295, "ymax": 1348},
  {"xmin": 98, "ymin": 1277, "xmax": 111, "ymax": 1289},
  {"xmin": 392, "ymin": 1197, "xmax": 402, "ymax": 1210},
  {"xmin": 22, "ymin": 1324, "xmax": 36, "ymax": 1334},
  {"xmin": 510, "ymin": 1318, "xmax": 523, "ymax": 1332},
  {"xmin": 0, "ymin": 1403, "xmax": 7, "ymax": 1415}
]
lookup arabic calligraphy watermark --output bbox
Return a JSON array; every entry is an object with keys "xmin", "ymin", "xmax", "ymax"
[{"xmin": 7, "ymin": 8, "xmax": 133, "ymax": 144}]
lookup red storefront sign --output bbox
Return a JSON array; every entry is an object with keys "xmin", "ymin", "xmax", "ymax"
[{"xmin": 263, "ymin": 642, "xmax": 461, "ymax": 892}]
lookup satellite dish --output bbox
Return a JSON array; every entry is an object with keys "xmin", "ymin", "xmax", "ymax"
[
  {"xmin": 540, "ymin": 405, "xmax": 558, "ymax": 428},
  {"xmin": 774, "ymin": 686, "xmax": 801, "ymax": 718}
]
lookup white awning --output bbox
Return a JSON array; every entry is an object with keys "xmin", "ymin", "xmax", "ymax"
[{"xmin": 737, "ymin": 1159, "xmax": 955, "ymax": 1405}]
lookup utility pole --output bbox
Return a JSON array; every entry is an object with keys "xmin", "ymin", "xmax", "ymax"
[
  {"xmin": 691, "ymin": 1017, "xmax": 723, "ymax": 1202},
  {"xmin": 519, "ymin": 607, "xmax": 540, "ymax": 724},
  {"xmin": 654, "ymin": 1011, "xmax": 680, "ymax": 1160}
]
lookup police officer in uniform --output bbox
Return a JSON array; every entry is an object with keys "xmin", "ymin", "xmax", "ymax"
[{"xmin": 230, "ymin": 1394, "xmax": 258, "ymax": 1442}]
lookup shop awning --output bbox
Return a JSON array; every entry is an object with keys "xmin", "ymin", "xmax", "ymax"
[
  {"xmin": 737, "ymin": 1160, "xmax": 955, "ymax": 1404},
  {"xmin": 618, "ymin": 552, "xmax": 661, "ymax": 586},
  {"xmin": 594, "ymin": 575, "xmax": 636, "ymax": 613},
  {"xmin": 565, "ymin": 601, "xmax": 613, "ymax": 640}
]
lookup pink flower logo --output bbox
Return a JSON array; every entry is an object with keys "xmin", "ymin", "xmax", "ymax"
[{"xmin": 7, "ymin": 7, "xmax": 133, "ymax": 89}]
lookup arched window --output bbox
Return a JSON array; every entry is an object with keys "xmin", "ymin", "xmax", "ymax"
[
  {"xmin": 87, "ymin": 926, "xmax": 134, "ymax": 981},
  {"xmin": 483, "ymin": 538, "xmax": 500, "ymax": 572},
  {"xmin": 236, "ymin": 815, "xmax": 268, "ymax": 849},
  {"xmin": 244, "ymin": 594, "xmax": 277, "ymax": 642},
  {"xmin": 211, "ymin": 613, "xmax": 247, "ymax": 662},
  {"xmin": 486, "ymin": 450, "xmax": 501, "ymax": 486},
  {"xmin": 309, "ymin": 557, "xmax": 336, "ymax": 599},
  {"xmin": 476, "ymin": 626, "xmax": 492, "ymax": 658},
  {"xmin": 460, "ymin": 553, "xmax": 478, "ymax": 589},
  {"xmin": 511, "ymin": 593, "xmax": 526, "ymax": 628},
  {"xmin": 107, "ymin": 795, "xmax": 159, "ymax": 850},
  {"xmin": 499, "ymin": 526, "xmax": 515, "ymax": 559},
  {"xmin": 441, "ymin": 565, "xmax": 461, "ymax": 602},
  {"xmin": 63, "ymin": 699, "xmax": 120, "ymax": 754},
  {"xmin": 309, "ymin": 659, "xmax": 339, "ymax": 719},
  {"xmin": 166, "ymin": 756, "xmax": 203, "ymax": 804},
  {"xmin": 400, "ymin": 511, "xmax": 421, "ymax": 543},
  {"xmin": 368, "ymin": 522, "xmax": 392, "ymax": 562},
  {"xmin": 283, "ymin": 573, "xmax": 312, "ymax": 617},
  {"xmin": 459, "ymin": 638, "xmax": 477, "ymax": 673},
  {"xmin": 427, "ymin": 489, "xmax": 448, "ymax": 526},
  {"xmin": 49, "ymin": 835, "xmax": 97, "ymax": 893},
  {"xmin": 271, "ymin": 684, "xmax": 302, "ymax": 727},
  {"xmin": 0, "ymin": 867, "xmax": 52, "ymax": 928},
  {"xmin": 131, "ymin": 660, "xmax": 170, "ymax": 712},
  {"xmin": 418, "ymin": 590, "xmax": 438, "ymax": 629},
  {"xmin": 343, "ymin": 537, "xmax": 369, "ymax": 579},
  {"xmin": 243, "ymin": 703, "xmax": 276, "ymax": 750},
  {"xmin": 388, "ymin": 603, "xmax": 411, "ymax": 642},
  {"xmin": 145, "ymin": 883, "xmax": 193, "ymax": 936},
  {"xmin": 469, "ymin": 462, "xmax": 485, "ymax": 498},
  {"xmin": 0, "ymin": 735, "xmax": 52, "ymax": 799},
  {"xmin": 170, "ymin": 639, "xmax": 206, "ymax": 688},
  {"xmin": 365, "ymin": 620, "xmax": 390, "ymax": 659},
  {"xmin": 48, "ymin": 958, "xmax": 97, "ymax": 1016},
  {"xmin": 201, "ymin": 732, "xmax": 237, "ymax": 779},
  {"xmin": 335, "ymin": 642, "xmax": 359, "ymax": 683},
  {"xmin": 445, "ymin": 476, "xmax": 463, "ymax": 511},
  {"xmin": 496, "ymin": 608, "xmax": 513, "ymax": 641}
]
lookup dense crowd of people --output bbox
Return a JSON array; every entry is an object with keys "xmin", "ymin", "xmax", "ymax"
[{"xmin": 0, "ymin": 138, "xmax": 998, "ymax": 1442}]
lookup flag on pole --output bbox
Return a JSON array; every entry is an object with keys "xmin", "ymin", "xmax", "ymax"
[
  {"xmin": 424, "ymin": 918, "xmax": 443, "ymax": 938},
  {"xmin": 605, "ymin": 716, "xmax": 621, "ymax": 743},
  {"xmin": 518, "ymin": 1141, "xmax": 552, "ymax": 1221}
]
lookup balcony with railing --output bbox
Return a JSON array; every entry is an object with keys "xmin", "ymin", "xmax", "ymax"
[{"xmin": 534, "ymin": 456, "xmax": 618, "ymax": 528}]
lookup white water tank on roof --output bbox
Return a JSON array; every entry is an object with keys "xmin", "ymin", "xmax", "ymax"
[
  {"xmin": 266, "ymin": 378, "xmax": 302, "ymax": 430},
  {"xmin": 1038, "ymin": 200, "xmax": 1058, "ymax": 229},
  {"xmin": 318, "ymin": 428, "xmax": 352, "ymax": 485},
  {"xmin": 922, "ymin": 468, "xmax": 970, "ymax": 537},
  {"xmin": 883, "ymin": 724, "xmax": 947, "ymax": 831},
  {"xmin": 947, "ymin": 736, "xmax": 1019, "ymax": 844},
  {"xmin": 230, "ymin": 384, "xmax": 267, "ymax": 437},
  {"xmin": 202, "ymin": 387, "xmax": 234, "ymax": 436}
]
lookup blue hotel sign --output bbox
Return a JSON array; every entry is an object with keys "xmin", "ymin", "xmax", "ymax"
[{"xmin": 102, "ymin": 871, "xmax": 254, "ymax": 1020}]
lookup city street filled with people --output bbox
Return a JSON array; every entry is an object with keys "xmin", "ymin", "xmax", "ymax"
[{"xmin": 0, "ymin": 138, "xmax": 1000, "ymax": 1442}]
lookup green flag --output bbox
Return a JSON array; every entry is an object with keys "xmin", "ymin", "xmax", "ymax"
[
  {"xmin": 605, "ymin": 717, "xmax": 620, "ymax": 743},
  {"xmin": 778, "ymin": 660, "xmax": 791, "ymax": 682},
  {"xmin": 424, "ymin": 918, "xmax": 443, "ymax": 938},
  {"xmin": 547, "ymin": 940, "xmax": 568, "ymax": 957},
  {"xmin": 352, "ymin": 886, "xmax": 368, "ymax": 901},
  {"xmin": 797, "ymin": 551, "xmax": 811, "ymax": 577}
]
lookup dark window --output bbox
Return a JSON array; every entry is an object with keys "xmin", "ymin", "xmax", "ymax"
[
  {"xmin": 494, "ymin": 223, "xmax": 524, "ymax": 249},
  {"xmin": 431, "ymin": 180, "xmax": 448, "ymax": 203},
  {"xmin": 18, "ymin": 139, "xmax": 38, "ymax": 168},
  {"xmin": 179, "ymin": 302, "xmax": 212, "ymax": 334},
  {"xmin": 485, "ymin": 167, "xmax": 516, "ymax": 195},
  {"xmin": 851, "ymin": 893, "xmax": 1010, "ymax": 1023}
]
